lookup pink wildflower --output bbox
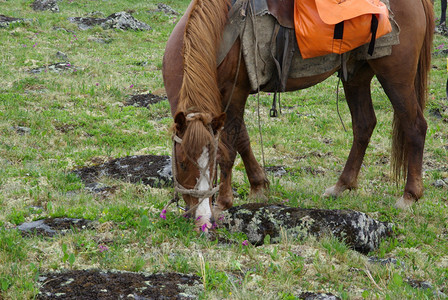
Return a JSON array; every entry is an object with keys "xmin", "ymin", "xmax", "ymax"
[
  {"xmin": 98, "ymin": 245, "xmax": 109, "ymax": 253},
  {"xmin": 201, "ymin": 223, "xmax": 208, "ymax": 232},
  {"xmin": 242, "ymin": 240, "xmax": 249, "ymax": 246}
]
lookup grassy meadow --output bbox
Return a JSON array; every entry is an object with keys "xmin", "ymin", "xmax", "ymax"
[{"xmin": 0, "ymin": 0, "xmax": 447, "ymax": 298}]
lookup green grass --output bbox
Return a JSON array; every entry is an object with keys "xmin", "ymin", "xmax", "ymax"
[{"xmin": 0, "ymin": 0, "xmax": 448, "ymax": 299}]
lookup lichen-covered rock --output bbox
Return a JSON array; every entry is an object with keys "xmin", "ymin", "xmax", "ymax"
[
  {"xmin": 0, "ymin": 15, "xmax": 32, "ymax": 28},
  {"xmin": 73, "ymin": 155, "xmax": 172, "ymax": 188},
  {"xmin": 220, "ymin": 203, "xmax": 393, "ymax": 254},
  {"xmin": 155, "ymin": 3, "xmax": 179, "ymax": 15},
  {"xmin": 68, "ymin": 12, "xmax": 151, "ymax": 31},
  {"xmin": 31, "ymin": 0, "xmax": 59, "ymax": 12},
  {"xmin": 298, "ymin": 292, "xmax": 341, "ymax": 300},
  {"xmin": 102, "ymin": 12, "xmax": 151, "ymax": 30},
  {"xmin": 29, "ymin": 62, "xmax": 77, "ymax": 74}
]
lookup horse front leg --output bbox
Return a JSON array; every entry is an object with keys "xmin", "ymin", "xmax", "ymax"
[
  {"xmin": 216, "ymin": 110, "xmax": 269, "ymax": 211},
  {"xmin": 324, "ymin": 65, "xmax": 376, "ymax": 197},
  {"xmin": 236, "ymin": 120, "xmax": 269, "ymax": 200}
]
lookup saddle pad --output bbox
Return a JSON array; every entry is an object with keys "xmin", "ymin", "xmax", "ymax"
[{"xmin": 294, "ymin": 0, "xmax": 392, "ymax": 58}]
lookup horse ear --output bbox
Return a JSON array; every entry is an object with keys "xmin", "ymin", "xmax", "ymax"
[
  {"xmin": 174, "ymin": 112, "xmax": 186, "ymax": 133},
  {"xmin": 211, "ymin": 113, "xmax": 226, "ymax": 133}
]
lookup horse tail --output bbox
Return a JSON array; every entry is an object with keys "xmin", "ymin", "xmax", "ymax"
[
  {"xmin": 177, "ymin": 0, "xmax": 230, "ymax": 117},
  {"xmin": 391, "ymin": 0, "xmax": 434, "ymax": 181}
]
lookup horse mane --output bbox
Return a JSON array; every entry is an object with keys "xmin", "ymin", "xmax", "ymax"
[
  {"xmin": 175, "ymin": 0, "xmax": 230, "ymax": 161},
  {"xmin": 177, "ymin": 0, "xmax": 230, "ymax": 116}
]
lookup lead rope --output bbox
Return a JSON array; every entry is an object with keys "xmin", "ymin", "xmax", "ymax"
[{"xmin": 249, "ymin": 0, "xmax": 266, "ymax": 168}]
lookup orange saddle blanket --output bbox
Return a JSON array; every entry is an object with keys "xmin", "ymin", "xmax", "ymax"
[{"xmin": 294, "ymin": 0, "xmax": 392, "ymax": 59}]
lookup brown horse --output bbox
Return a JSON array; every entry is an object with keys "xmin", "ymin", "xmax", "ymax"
[{"xmin": 162, "ymin": 0, "xmax": 434, "ymax": 231}]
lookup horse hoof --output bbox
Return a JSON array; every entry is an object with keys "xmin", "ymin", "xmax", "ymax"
[
  {"xmin": 394, "ymin": 197, "xmax": 414, "ymax": 210},
  {"xmin": 323, "ymin": 185, "xmax": 339, "ymax": 198}
]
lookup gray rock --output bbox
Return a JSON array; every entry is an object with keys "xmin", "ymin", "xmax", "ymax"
[
  {"xmin": 368, "ymin": 256, "xmax": 402, "ymax": 266},
  {"xmin": 11, "ymin": 126, "xmax": 31, "ymax": 135},
  {"xmin": 29, "ymin": 62, "xmax": 77, "ymax": 74},
  {"xmin": 433, "ymin": 179, "xmax": 448, "ymax": 188},
  {"xmin": 101, "ymin": 12, "xmax": 151, "ymax": 31},
  {"xmin": 156, "ymin": 3, "xmax": 179, "ymax": 15},
  {"xmin": 17, "ymin": 218, "xmax": 93, "ymax": 237},
  {"xmin": 55, "ymin": 51, "xmax": 68, "ymax": 61},
  {"xmin": 68, "ymin": 12, "xmax": 151, "ymax": 31},
  {"xmin": 220, "ymin": 203, "xmax": 393, "ymax": 254},
  {"xmin": 265, "ymin": 166, "xmax": 288, "ymax": 177},
  {"xmin": 31, "ymin": 0, "xmax": 59, "ymax": 12}
]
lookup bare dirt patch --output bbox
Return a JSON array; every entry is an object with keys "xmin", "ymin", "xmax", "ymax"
[
  {"xmin": 73, "ymin": 155, "xmax": 172, "ymax": 188},
  {"xmin": 37, "ymin": 270, "xmax": 202, "ymax": 299},
  {"xmin": 126, "ymin": 93, "xmax": 167, "ymax": 107}
]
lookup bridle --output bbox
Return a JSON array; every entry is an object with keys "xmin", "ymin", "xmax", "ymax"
[{"xmin": 171, "ymin": 113, "xmax": 222, "ymax": 213}]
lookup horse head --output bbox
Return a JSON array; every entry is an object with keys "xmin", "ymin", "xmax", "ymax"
[{"xmin": 172, "ymin": 111, "xmax": 226, "ymax": 232}]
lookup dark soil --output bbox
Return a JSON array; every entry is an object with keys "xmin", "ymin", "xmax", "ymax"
[
  {"xmin": 126, "ymin": 93, "xmax": 167, "ymax": 107},
  {"xmin": 37, "ymin": 270, "xmax": 202, "ymax": 299},
  {"xmin": 73, "ymin": 155, "xmax": 172, "ymax": 188}
]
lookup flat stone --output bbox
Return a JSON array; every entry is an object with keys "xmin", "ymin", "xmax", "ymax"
[
  {"xmin": 17, "ymin": 218, "xmax": 94, "ymax": 237},
  {"xmin": 220, "ymin": 203, "xmax": 393, "ymax": 254}
]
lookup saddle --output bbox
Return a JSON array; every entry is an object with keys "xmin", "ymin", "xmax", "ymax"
[
  {"xmin": 220, "ymin": 0, "xmax": 391, "ymax": 61},
  {"xmin": 266, "ymin": 0, "xmax": 295, "ymax": 29},
  {"xmin": 295, "ymin": 0, "xmax": 392, "ymax": 58}
]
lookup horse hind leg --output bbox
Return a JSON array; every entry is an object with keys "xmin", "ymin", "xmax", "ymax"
[
  {"xmin": 323, "ymin": 64, "xmax": 376, "ymax": 198},
  {"xmin": 377, "ymin": 80, "xmax": 427, "ymax": 209}
]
